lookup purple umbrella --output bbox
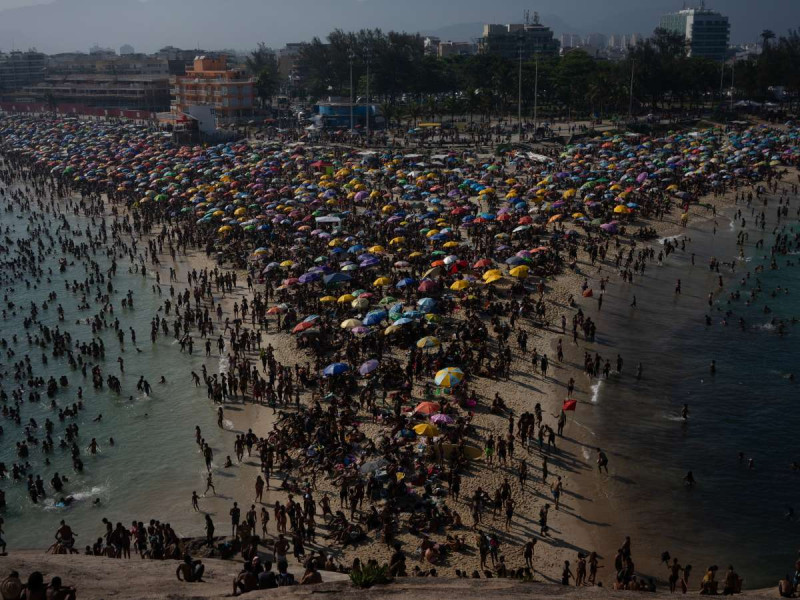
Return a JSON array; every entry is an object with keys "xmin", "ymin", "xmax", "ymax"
[
  {"xmin": 298, "ymin": 273, "xmax": 320, "ymax": 284},
  {"xmin": 359, "ymin": 359, "xmax": 379, "ymax": 376},
  {"xmin": 430, "ymin": 413, "xmax": 454, "ymax": 425}
]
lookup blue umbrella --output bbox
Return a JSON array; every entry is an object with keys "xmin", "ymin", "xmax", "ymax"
[
  {"xmin": 393, "ymin": 317, "xmax": 414, "ymax": 326},
  {"xmin": 299, "ymin": 272, "xmax": 320, "ymax": 284},
  {"xmin": 323, "ymin": 362, "xmax": 350, "ymax": 377},
  {"xmin": 323, "ymin": 272, "xmax": 351, "ymax": 285},
  {"xmin": 396, "ymin": 277, "xmax": 417, "ymax": 288},
  {"xmin": 505, "ymin": 256, "xmax": 529, "ymax": 266},
  {"xmin": 416, "ymin": 298, "xmax": 436, "ymax": 312},
  {"xmin": 363, "ymin": 310, "xmax": 387, "ymax": 326},
  {"xmin": 388, "ymin": 303, "xmax": 404, "ymax": 316}
]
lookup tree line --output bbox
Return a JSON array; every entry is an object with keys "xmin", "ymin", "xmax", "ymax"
[{"xmin": 244, "ymin": 27, "xmax": 800, "ymax": 122}]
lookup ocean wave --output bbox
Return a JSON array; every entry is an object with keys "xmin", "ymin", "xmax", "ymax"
[
  {"xmin": 222, "ymin": 419, "xmax": 234, "ymax": 431},
  {"xmin": 590, "ymin": 380, "xmax": 603, "ymax": 404},
  {"xmin": 757, "ymin": 322, "xmax": 776, "ymax": 331},
  {"xmin": 42, "ymin": 484, "xmax": 108, "ymax": 510},
  {"xmin": 658, "ymin": 234, "xmax": 684, "ymax": 244},
  {"xmin": 218, "ymin": 352, "xmax": 229, "ymax": 375}
]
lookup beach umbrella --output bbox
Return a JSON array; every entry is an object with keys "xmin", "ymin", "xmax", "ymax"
[
  {"xmin": 319, "ymin": 296, "xmax": 337, "ymax": 303},
  {"xmin": 430, "ymin": 413, "xmax": 455, "ymax": 425},
  {"xmin": 373, "ymin": 277, "xmax": 391, "ymax": 287},
  {"xmin": 292, "ymin": 321, "xmax": 316, "ymax": 334},
  {"xmin": 435, "ymin": 367, "xmax": 464, "ymax": 387},
  {"xmin": 359, "ymin": 359, "xmax": 380, "ymax": 376},
  {"xmin": 351, "ymin": 297, "xmax": 370, "ymax": 310},
  {"xmin": 563, "ymin": 399, "xmax": 578, "ymax": 411},
  {"xmin": 322, "ymin": 362, "xmax": 350, "ymax": 377},
  {"xmin": 396, "ymin": 277, "xmax": 417, "ymax": 288},
  {"xmin": 417, "ymin": 297, "xmax": 436, "ymax": 312},
  {"xmin": 414, "ymin": 401, "xmax": 441, "ymax": 415},
  {"xmin": 450, "ymin": 280, "xmax": 471, "ymax": 291},
  {"xmin": 418, "ymin": 280, "xmax": 438, "ymax": 293},
  {"xmin": 363, "ymin": 310, "xmax": 387, "ymax": 326},
  {"xmin": 509, "ymin": 265, "xmax": 529, "ymax": 278},
  {"xmin": 324, "ymin": 272, "xmax": 351, "ymax": 285},
  {"xmin": 416, "ymin": 336, "xmax": 441, "ymax": 350},
  {"xmin": 413, "ymin": 423, "xmax": 440, "ymax": 437},
  {"xmin": 340, "ymin": 318, "xmax": 363, "ymax": 329},
  {"xmin": 337, "ymin": 293, "xmax": 356, "ymax": 303}
]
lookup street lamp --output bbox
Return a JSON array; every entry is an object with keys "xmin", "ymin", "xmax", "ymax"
[
  {"xmin": 365, "ymin": 49, "xmax": 372, "ymax": 140},
  {"xmin": 517, "ymin": 44, "xmax": 523, "ymax": 139},
  {"xmin": 533, "ymin": 54, "xmax": 539, "ymax": 139},
  {"xmin": 348, "ymin": 49, "xmax": 355, "ymax": 132}
]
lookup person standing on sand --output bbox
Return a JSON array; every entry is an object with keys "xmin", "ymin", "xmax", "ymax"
[
  {"xmin": 191, "ymin": 491, "xmax": 199, "ymax": 512},
  {"xmin": 255, "ymin": 475, "xmax": 264, "ymax": 503},
  {"xmin": 524, "ymin": 538, "xmax": 537, "ymax": 570},
  {"xmin": 669, "ymin": 557, "xmax": 684, "ymax": 593},
  {"xmin": 562, "ymin": 560, "xmax": 574, "ymax": 585},
  {"xmin": 230, "ymin": 502, "xmax": 241, "ymax": 537}
]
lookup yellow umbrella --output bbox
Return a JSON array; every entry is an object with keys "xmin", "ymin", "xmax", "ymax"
[
  {"xmin": 369, "ymin": 245, "xmax": 385, "ymax": 253},
  {"xmin": 280, "ymin": 260, "xmax": 294, "ymax": 267},
  {"xmin": 484, "ymin": 273, "xmax": 504, "ymax": 284},
  {"xmin": 408, "ymin": 252, "xmax": 424, "ymax": 259},
  {"xmin": 423, "ymin": 266, "xmax": 443, "ymax": 279},
  {"xmin": 218, "ymin": 225, "xmax": 232, "ymax": 233},
  {"xmin": 384, "ymin": 324, "xmax": 400, "ymax": 335},
  {"xmin": 563, "ymin": 189, "xmax": 577, "ymax": 199},
  {"xmin": 319, "ymin": 296, "xmax": 337, "ymax": 303},
  {"xmin": 373, "ymin": 277, "xmax": 391, "ymax": 287},
  {"xmin": 442, "ymin": 241, "xmax": 460, "ymax": 248},
  {"xmin": 572, "ymin": 212, "xmax": 585, "ymax": 219},
  {"xmin": 482, "ymin": 269, "xmax": 502, "ymax": 281},
  {"xmin": 450, "ymin": 280, "xmax": 471, "ymax": 291},
  {"xmin": 614, "ymin": 205, "xmax": 631, "ymax": 214},
  {"xmin": 509, "ymin": 265, "xmax": 529, "ymax": 278},
  {"xmin": 351, "ymin": 297, "xmax": 370, "ymax": 310},
  {"xmin": 416, "ymin": 336, "xmax": 441, "ymax": 349},
  {"xmin": 413, "ymin": 423, "xmax": 440, "ymax": 437},
  {"xmin": 389, "ymin": 237, "xmax": 405, "ymax": 245},
  {"xmin": 337, "ymin": 294, "xmax": 355, "ymax": 303},
  {"xmin": 425, "ymin": 229, "xmax": 440, "ymax": 238},
  {"xmin": 340, "ymin": 318, "xmax": 363, "ymax": 329}
]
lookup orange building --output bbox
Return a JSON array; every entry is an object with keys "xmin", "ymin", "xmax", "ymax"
[{"xmin": 170, "ymin": 55, "xmax": 254, "ymax": 124}]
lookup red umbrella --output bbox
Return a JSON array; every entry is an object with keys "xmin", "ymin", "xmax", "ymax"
[
  {"xmin": 418, "ymin": 280, "xmax": 438, "ymax": 293},
  {"xmin": 473, "ymin": 258, "xmax": 492, "ymax": 268},
  {"xmin": 292, "ymin": 321, "xmax": 315, "ymax": 334},
  {"xmin": 562, "ymin": 399, "xmax": 578, "ymax": 411}
]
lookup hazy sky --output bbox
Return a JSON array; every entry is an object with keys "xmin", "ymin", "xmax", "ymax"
[{"xmin": 0, "ymin": 0, "xmax": 797, "ymax": 54}]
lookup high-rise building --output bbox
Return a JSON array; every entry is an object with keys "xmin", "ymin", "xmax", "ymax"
[
  {"xmin": 660, "ymin": 4, "xmax": 730, "ymax": 61},
  {"xmin": 119, "ymin": 44, "xmax": 135, "ymax": 56},
  {"xmin": 0, "ymin": 50, "xmax": 46, "ymax": 95},
  {"xmin": 479, "ymin": 12, "xmax": 560, "ymax": 59}
]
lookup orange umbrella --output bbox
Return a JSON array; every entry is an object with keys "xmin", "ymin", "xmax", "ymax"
[{"xmin": 414, "ymin": 401, "xmax": 441, "ymax": 415}]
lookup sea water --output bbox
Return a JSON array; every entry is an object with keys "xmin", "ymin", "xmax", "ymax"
[
  {"xmin": 0, "ymin": 191, "xmax": 228, "ymax": 549},
  {"xmin": 578, "ymin": 201, "xmax": 800, "ymax": 587}
]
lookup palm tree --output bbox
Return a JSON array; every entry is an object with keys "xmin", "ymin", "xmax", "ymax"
[
  {"xmin": 405, "ymin": 102, "xmax": 422, "ymax": 127},
  {"xmin": 761, "ymin": 30, "xmax": 776, "ymax": 52},
  {"xmin": 379, "ymin": 101, "xmax": 395, "ymax": 129}
]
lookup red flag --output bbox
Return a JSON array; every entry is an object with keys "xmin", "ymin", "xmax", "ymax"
[{"xmin": 562, "ymin": 399, "xmax": 577, "ymax": 411}]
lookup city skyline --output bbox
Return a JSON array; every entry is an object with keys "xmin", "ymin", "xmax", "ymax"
[{"xmin": 0, "ymin": 0, "xmax": 796, "ymax": 54}]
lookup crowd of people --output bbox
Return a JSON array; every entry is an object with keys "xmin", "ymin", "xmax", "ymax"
[{"xmin": 1, "ymin": 113, "xmax": 799, "ymax": 595}]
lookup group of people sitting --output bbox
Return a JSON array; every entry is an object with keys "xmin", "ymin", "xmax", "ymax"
[
  {"xmin": 1, "ymin": 571, "xmax": 76, "ymax": 600},
  {"xmin": 232, "ymin": 556, "xmax": 320, "ymax": 595}
]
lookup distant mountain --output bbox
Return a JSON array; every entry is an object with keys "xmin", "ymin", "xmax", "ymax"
[{"xmin": 0, "ymin": 0, "xmax": 797, "ymax": 54}]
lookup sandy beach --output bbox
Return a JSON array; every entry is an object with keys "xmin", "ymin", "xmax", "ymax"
[{"xmin": 1, "ymin": 114, "xmax": 798, "ymax": 596}]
